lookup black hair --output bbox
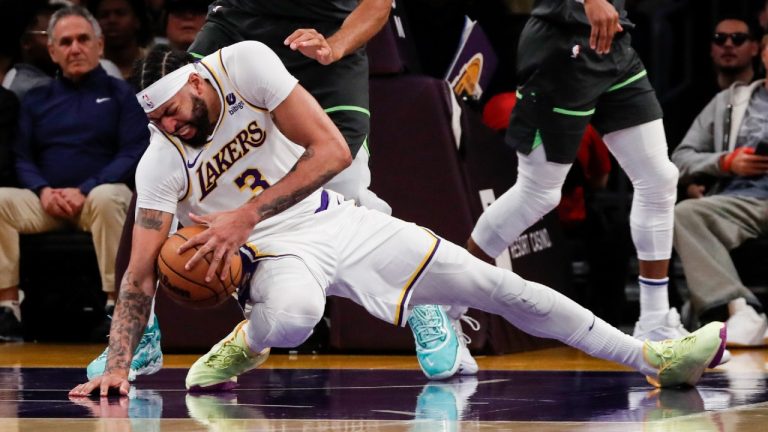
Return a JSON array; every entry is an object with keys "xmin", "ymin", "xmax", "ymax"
[
  {"xmin": 714, "ymin": 14, "xmax": 764, "ymax": 41},
  {"xmin": 87, "ymin": 0, "xmax": 153, "ymax": 47},
  {"xmin": 130, "ymin": 43, "xmax": 196, "ymax": 91}
]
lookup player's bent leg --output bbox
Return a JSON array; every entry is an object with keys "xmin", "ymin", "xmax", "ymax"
[
  {"xmin": 186, "ymin": 258, "xmax": 325, "ymax": 391},
  {"xmin": 470, "ymin": 148, "xmax": 571, "ymax": 258},
  {"xmin": 86, "ymin": 311, "xmax": 163, "ymax": 381},
  {"xmin": 410, "ymin": 240, "xmax": 726, "ymax": 387}
]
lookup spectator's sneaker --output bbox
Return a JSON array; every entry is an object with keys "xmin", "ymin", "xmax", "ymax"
[
  {"xmin": 453, "ymin": 315, "xmax": 479, "ymax": 375},
  {"xmin": 86, "ymin": 314, "xmax": 163, "ymax": 381},
  {"xmin": 724, "ymin": 298, "xmax": 768, "ymax": 348},
  {"xmin": 185, "ymin": 320, "xmax": 270, "ymax": 391},
  {"xmin": 408, "ymin": 305, "xmax": 460, "ymax": 380},
  {"xmin": 633, "ymin": 308, "xmax": 690, "ymax": 341},
  {"xmin": 643, "ymin": 321, "xmax": 727, "ymax": 388},
  {"xmin": 0, "ymin": 306, "xmax": 22, "ymax": 342}
]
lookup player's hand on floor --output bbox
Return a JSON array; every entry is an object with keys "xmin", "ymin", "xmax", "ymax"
[{"xmin": 69, "ymin": 374, "xmax": 130, "ymax": 397}]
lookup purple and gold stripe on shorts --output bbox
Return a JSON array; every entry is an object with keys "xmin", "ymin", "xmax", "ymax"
[
  {"xmin": 393, "ymin": 229, "xmax": 441, "ymax": 326},
  {"xmin": 315, "ymin": 190, "xmax": 329, "ymax": 213}
]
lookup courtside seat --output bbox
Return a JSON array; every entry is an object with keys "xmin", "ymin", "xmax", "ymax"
[{"xmin": 19, "ymin": 231, "xmax": 104, "ymax": 341}]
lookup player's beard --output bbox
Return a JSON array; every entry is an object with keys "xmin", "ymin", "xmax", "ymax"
[{"xmin": 185, "ymin": 96, "xmax": 213, "ymax": 148}]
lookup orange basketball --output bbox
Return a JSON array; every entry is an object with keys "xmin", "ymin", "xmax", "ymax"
[{"xmin": 157, "ymin": 225, "xmax": 242, "ymax": 309}]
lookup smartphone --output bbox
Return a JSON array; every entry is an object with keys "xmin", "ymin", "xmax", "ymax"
[{"xmin": 755, "ymin": 141, "xmax": 768, "ymax": 156}]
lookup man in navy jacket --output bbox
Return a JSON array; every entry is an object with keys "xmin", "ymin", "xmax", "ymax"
[{"xmin": 0, "ymin": 6, "xmax": 148, "ymax": 341}]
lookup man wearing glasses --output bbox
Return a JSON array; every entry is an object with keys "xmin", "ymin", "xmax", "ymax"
[{"xmin": 710, "ymin": 18, "xmax": 760, "ymax": 92}]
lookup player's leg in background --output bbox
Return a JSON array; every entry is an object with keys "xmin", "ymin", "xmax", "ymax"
[
  {"xmin": 603, "ymin": 119, "xmax": 686, "ymax": 341},
  {"xmin": 468, "ymin": 146, "xmax": 573, "ymax": 260}
]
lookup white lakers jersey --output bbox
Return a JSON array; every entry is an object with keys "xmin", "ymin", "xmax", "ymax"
[{"xmin": 135, "ymin": 41, "xmax": 325, "ymax": 237}]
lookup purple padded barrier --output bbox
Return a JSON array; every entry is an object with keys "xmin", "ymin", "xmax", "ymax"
[{"xmin": 328, "ymin": 76, "xmax": 484, "ymax": 352}]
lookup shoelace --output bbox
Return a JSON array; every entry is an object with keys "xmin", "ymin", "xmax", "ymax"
[
  {"xmin": 204, "ymin": 342, "xmax": 251, "ymax": 369},
  {"xmin": 410, "ymin": 306, "xmax": 446, "ymax": 348},
  {"xmin": 650, "ymin": 334, "xmax": 697, "ymax": 367},
  {"xmin": 456, "ymin": 315, "xmax": 480, "ymax": 345}
]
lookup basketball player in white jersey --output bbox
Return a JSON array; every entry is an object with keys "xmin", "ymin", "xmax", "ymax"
[{"xmin": 70, "ymin": 42, "xmax": 726, "ymax": 397}]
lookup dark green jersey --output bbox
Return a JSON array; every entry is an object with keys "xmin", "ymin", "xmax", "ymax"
[
  {"xmin": 215, "ymin": 0, "xmax": 357, "ymax": 22},
  {"xmin": 531, "ymin": 0, "xmax": 634, "ymax": 32}
]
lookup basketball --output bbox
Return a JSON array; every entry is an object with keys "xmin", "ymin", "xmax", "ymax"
[{"xmin": 156, "ymin": 225, "xmax": 242, "ymax": 308}]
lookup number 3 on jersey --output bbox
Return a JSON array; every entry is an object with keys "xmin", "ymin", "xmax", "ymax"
[{"xmin": 235, "ymin": 167, "xmax": 271, "ymax": 194}]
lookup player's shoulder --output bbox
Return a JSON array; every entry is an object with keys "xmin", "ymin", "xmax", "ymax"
[
  {"xmin": 144, "ymin": 124, "xmax": 189, "ymax": 161},
  {"xmin": 222, "ymin": 40, "xmax": 274, "ymax": 57}
]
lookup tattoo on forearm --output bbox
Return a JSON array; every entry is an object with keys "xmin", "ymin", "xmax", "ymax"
[
  {"xmin": 136, "ymin": 209, "xmax": 165, "ymax": 231},
  {"xmin": 105, "ymin": 272, "xmax": 152, "ymax": 374},
  {"xmin": 256, "ymin": 148, "xmax": 337, "ymax": 219}
]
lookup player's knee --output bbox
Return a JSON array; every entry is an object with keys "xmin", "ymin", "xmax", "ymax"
[
  {"xmin": 518, "ymin": 177, "xmax": 562, "ymax": 213},
  {"xmin": 634, "ymin": 160, "xmax": 678, "ymax": 203},
  {"xmin": 271, "ymin": 301, "xmax": 325, "ymax": 347},
  {"xmin": 491, "ymin": 272, "xmax": 555, "ymax": 319}
]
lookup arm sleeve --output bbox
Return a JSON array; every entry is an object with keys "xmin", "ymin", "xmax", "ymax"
[
  {"xmin": 221, "ymin": 41, "xmax": 299, "ymax": 111},
  {"xmin": 79, "ymin": 87, "xmax": 151, "ymax": 194},
  {"xmin": 134, "ymin": 129, "xmax": 185, "ymax": 216},
  {"xmin": 13, "ymin": 97, "xmax": 49, "ymax": 192},
  {"xmin": 671, "ymin": 96, "xmax": 726, "ymax": 181}
]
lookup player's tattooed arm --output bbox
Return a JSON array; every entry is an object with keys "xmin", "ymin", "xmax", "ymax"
[
  {"xmin": 136, "ymin": 208, "xmax": 165, "ymax": 231},
  {"xmin": 103, "ymin": 208, "xmax": 170, "ymax": 376},
  {"xmin": 105, "ymin": 271, "xmax": 153, "ymax": 374},
  {"xmin": 254, "ymin": 148, "xmax": 338, "ymax": 219}
]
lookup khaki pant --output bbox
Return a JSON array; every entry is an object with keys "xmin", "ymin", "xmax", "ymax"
[
  {"xmin": 0, "ymin": 184, "xmax": 132, "ymax": 293},
  {"xmin": 674, "ymin": 195, "xmax": 768, "ymax": 319}
]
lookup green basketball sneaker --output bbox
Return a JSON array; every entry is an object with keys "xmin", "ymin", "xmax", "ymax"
[
  {"xmin": 643, "ymin": 321, "xmax": 727, "ymax": 388},
  {"xmin": 185, "ymin": 320, "xmax": 270, "ymax": 391}
]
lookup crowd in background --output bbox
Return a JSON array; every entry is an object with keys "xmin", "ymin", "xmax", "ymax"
[{"xmin": 0, "ymin": 0, "xmax": 766, "ymax": 348}]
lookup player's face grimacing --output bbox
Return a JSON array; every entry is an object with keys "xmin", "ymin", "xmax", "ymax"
[{"xmin": 148, "ymin": 84, "xmax": 213, "ymax": 148}]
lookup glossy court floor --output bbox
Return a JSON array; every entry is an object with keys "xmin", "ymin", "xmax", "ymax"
[{"xmin": 0, "ymin": 343, "xmax": 767, "ymax": 431}]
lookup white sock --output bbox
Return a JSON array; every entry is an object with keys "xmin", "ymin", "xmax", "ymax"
[
  {"xmin": 574, "ymin": 315, "xmax": 655, "ymax": 376},
  {"xmin": 0, "ymin": 300, "xmax": 21, "ymax": 322},
  {"xmin": 638, "ymin": 276, "xmax": 670, "ymax": 321}
]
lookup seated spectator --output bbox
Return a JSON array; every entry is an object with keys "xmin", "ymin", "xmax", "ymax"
[
  {"xmin": 2, "ymin": 1, "xmax": 64, "ymax": 100},
  {"xmin": 163, "ymin": 0, "xmax": 208, "ymax": 51},
  {"xmin": 0, "ymin": 88, "xmax": 19, "ymax": 187},
  {"xmin": 710, "ymin": 17, "xmax": 760, "ymax": 92},
  {"xmin": 87, "ymin": 0, "xmax": 152, "ymax": 80},
  {"xmin": 2, "ymin": 1, "xmax": 123, "ymax": 101},
  {"xmin": 671, "ymin": 35, "xmax": 768, "ymax": 348},
  {"xmin": 0, "ymin": 5, "xmax": 148, "ymax": 341}
]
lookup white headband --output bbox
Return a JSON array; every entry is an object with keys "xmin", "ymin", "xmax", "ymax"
[{"xmin": 136, "ymin": 63, "xmax": 198, "ymax": 113}]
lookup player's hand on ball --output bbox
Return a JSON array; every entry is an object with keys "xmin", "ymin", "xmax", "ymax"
[
  {"xmin": 180, "ymin": 210, "xmax": 253, "ymax": 283},
  {"xmin": 69, "ymin": 374, "xmax": 130, "ymax": 397}
]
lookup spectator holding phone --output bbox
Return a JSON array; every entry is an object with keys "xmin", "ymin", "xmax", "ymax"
[{"xmin": 671, "ymin": 35, "xmax": 768, "ymax": 347}]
